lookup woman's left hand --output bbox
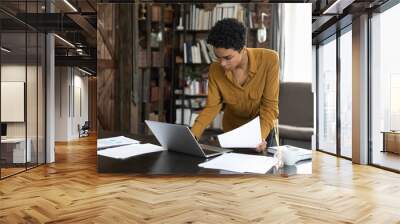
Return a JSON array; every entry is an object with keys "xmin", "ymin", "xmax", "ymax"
[{"xmin": 255, "ymin": 140, "xmax": 267, "ymax": 152}]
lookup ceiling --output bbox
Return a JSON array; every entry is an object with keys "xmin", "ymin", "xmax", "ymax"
[
  {"xmin": 0, "ymin": 0, "xmax": 394, "ymax": 74},
  {"xmin": 310, "ymin": 0, "xmax": 390, "ymax": 43},
  {"xmin": 0, "ymin": 0, "xmax": 97, "ymax": 75}
]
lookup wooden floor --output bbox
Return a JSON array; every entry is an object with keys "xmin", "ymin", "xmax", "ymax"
[
  {"xmin": 1, "ymin": 167, "xmax": 26, "ymax": 178},
  {"xmin": 1, "ymin": 135, "xmax": 400, "ymax": 223}
]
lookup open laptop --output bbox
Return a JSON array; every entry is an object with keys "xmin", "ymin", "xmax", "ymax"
[{"xmin": 145, "ymin": 120, "xmax": 231, "ymax": 158}]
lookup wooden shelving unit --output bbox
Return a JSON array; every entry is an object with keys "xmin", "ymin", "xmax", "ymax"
[
  {"xmin": 171, "ymin": 3, "xmax": 271, "ymax": 127},
  {"xmin": 136, "ymin": 4, "xmax": 175, "ymax": 132}
]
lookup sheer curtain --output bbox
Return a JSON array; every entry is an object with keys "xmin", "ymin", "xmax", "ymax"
[
  {"xmin": 270, "ymin": 4, "xmax": 285, "ymax": 81},
  {"xmin": 281, "ymin": 4, "xmax": 312, "ymax": 83}
]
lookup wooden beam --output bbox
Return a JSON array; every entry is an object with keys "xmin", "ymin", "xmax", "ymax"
[
  {"xmin": 52, "ymin": 1, "xmax": 77, "ymax": 13},
  {"xmin": 97, "ymin": 59, "xmax": 116, "ymax": 69},
  {"xmin": 98, "ymin": 21, "xmax": 115, "ymax": 58},
  {"xmin": 67, "ymin": 13, "xmax": 97, "ymax": 40}
]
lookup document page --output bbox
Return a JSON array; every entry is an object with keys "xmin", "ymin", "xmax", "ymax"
[
  {"xmin": 97, "ymin": 136, "xmax": 140, "ymax": 149},
  {"xmin": 217, "ymin": 116, "xmax": 262, "ymax": 148},
  {"xmin": 198, "ymin": 153, "xmax": 277, "ymax": 174},
  {"xmin": 97, "ymin": 143, "xmax": 164, "ymax": 159}
]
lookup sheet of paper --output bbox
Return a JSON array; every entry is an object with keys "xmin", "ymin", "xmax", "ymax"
[
  {"xmin": 198, "ymin": 153, "xmax": 277, "ymax": 174},
  {"xmin": 217, "ymin": 116, "xmax": 262, "ymax": 148},
  {"xmin": 97, "ymin": 143, "xmax": 164, "ymax": 159},
  {"xmin": 97, "ymin": 136, "xmax": 140, "ymax": 149}
]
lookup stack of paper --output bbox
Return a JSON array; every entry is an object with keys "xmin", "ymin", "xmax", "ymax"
[
  {"xmin": 198, "ymin": 153, "xmax": 278, "ymax": 174},
  {"xmin": 97, "ymin": 143, "xmax": 165, "ymax": 159},
  {"xmin": 217, "ymin": 116, "xmax": 262, "ymax": 148},
  {"xmin": 97, "ymin": 136, "xmax": 140, "ymax": 149}
]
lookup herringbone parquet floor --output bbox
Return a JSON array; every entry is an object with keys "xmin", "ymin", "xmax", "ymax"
[{"xmin": 1, "ymin": 134, "xmax": 400, "ymax": 224}]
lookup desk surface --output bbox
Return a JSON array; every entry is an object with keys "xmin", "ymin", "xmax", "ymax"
[
  {"xmin": 1, "ymin": 138, "xmax": 28, "ymax": 143},
  {"xmin": 97, "ymin": 132, "xmax": 312, "ymax": 176}
]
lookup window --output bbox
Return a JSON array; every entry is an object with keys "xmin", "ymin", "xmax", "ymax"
[
  {"xmin": 317, "ymin": 36, "xmax": 337, "ymax": 154},
  {"xmin": 339, "ymin": 28, "xmax": 352, "ymax": 158},
  {"xmin": 371, "ymin": 2, "xmax": 400, "ymax": 170}
]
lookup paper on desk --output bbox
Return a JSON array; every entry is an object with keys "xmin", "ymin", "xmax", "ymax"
[
  {"xmin": 97, "ymin": 143, "xmax": 164, "ymax": 159},
  {"xmin": 217, "ymin": 116, "xmax": 262, "ymax": 148},
  {"xmin": 198, "ymin": 153, "xmax": 278, "ymax": 174},
  {"xmin": 97, "ymin": 136, "xmax": 140, "ymax": 149}
]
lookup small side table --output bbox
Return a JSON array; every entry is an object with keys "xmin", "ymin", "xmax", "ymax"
[{"xmin": 382, "ymin": 131, "xmax": 400, "ymax": 154}]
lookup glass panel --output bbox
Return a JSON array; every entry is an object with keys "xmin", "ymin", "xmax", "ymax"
[
  {"xmin": 318, "ymin": 37, "xmax": 337, "ymax": 154},
  {"xmin": 340, "ymin": 29, "xmax": 352, "ymax": 158},
  {"xmin": 0, "ymin": 1, "xmax": 47, "ymax": 178},
  {"xmin": 1, "ymin": 30, "xmax": 28, "ymax": 177},
  {"xmin": 38, "ymin": 32, "xmax": 45, "ymax": 165},
  {"xmin": 26, "ymin": 0, "xmax": 39, "ymax": 169},
  {"xmin": 27, "ymin": 30, "xmax": 38, "ymax": 169},
  {"xmin": 371, "ymin": 3, "xmax": 400, "ymax": 171}
]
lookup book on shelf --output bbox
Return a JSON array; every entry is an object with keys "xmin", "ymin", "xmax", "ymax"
[
  {"xmin": 138, "ymin": 51, "xmax": 163, "ymax": 68},
  {"xmin": 151, "ymin": 6, "xmax": 161, "ymax": 22},
  {"xmin": 176, "ymin": 55, "xmax": 183, "ymax": 64},
  {"xmin": 139, "ymin": 49, "xmax": 149, "ymax": 68},
  {"xmin": 182, "ymin": 3, "xmax": 249, "ymax": 31},
  {"xmin": 187, "ymin": 43, "xmax": 192, "ymax": 64},
  {"xmin": 191, "ymin": 43, "xmax": 197, "ymax": 64},
  {"xmin": 183, "ymin": 43, "xmax": 187, "ymax": 64},
  {"xmin": 151, "ymin": 5, "xmax": 173, "ymax": 23},
  {"xmin": 182, "ymin": 39, "xmax": 215, "ymax": 65},
  {"xmin": 152, "ymin": 51, "xmax": 161, "ymax": 67},
  {"xmin": 150, "ymin": 86, "xmax": 159, "ymax": 102},
  {"xmin": 199, "ymin": 39, "xmax": 211, "ymax": 64},
  {"xmin": 184, "ymin": 79, "xmax": 208, "ymax": 95}
]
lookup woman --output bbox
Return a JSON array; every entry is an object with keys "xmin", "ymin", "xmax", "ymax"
[{"xmin": 191, "ymin": 18, "xmax": 280, "ymax": 152}]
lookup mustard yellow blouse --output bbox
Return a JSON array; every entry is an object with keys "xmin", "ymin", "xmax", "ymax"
[{"xmin": 191, "ymin": 48, "xmax": 280, "ymax": 140}]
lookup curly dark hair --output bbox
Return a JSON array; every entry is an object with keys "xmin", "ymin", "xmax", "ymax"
[{"xmin": 207, "ymin": 18, "xmax": 246, "ymax": 52}]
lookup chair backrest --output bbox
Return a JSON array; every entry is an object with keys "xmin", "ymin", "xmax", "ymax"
[
  {"xmin": 278, "ymin": 82, "xmax": 313, "ymax": 127},
  {"xmin": 82, "ymin": 121, "xmax": 90, "ymax": 129}
]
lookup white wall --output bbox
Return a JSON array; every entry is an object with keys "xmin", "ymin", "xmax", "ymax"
[
  {"xmin": 1, "ymin": 65, "xmax": 34, "ymax": 137},
  {"xmin": 55, "ymin": 67, "xmax": 89, "ymax": 141},
  {"xmin": 55, "ymin": 67, "xmax": 69, "ymax": 141},
  {"xmin": 74, "ymin": 73, "xmax": 89, "ymax": 133},
  {"xmin": 1, "ymin": 63, "xmax": 46, "ymax": 164}
]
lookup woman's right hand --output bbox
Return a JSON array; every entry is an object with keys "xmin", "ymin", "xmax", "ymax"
[{"xmin": 255, "ymin": 140, "xmax": 267, "ymax": 152}]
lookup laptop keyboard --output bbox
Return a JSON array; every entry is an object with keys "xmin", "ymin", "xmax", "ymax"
[{"xmin": 200, "ymin": 144, "xmax": 223, "ymax": 154}]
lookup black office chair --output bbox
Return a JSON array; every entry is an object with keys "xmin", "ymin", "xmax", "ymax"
[{"xmin": 78, "ymin": 121, "xmax": 90, "ymax": 138}]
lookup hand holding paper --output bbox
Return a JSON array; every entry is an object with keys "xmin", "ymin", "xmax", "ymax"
[{"xmin": 217, "ymin": 116, "xmax": 262, "ymax": 148}]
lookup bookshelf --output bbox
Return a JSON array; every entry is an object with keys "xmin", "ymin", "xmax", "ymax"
[
  {"xmin": 137, "ymin": 4, "xmax": 174, "ymax": 128},
  {"xmin": 171, "ymin": 3, "xmax": 271, "ymax": 127}
]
